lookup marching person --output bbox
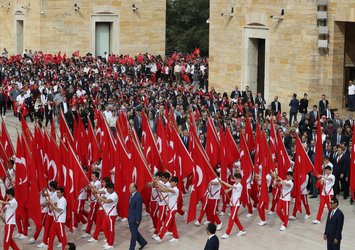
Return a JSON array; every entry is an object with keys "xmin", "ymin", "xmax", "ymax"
[
  {"xmin": 290, "ymin": 174, "xmax": 311, "ymax": 220},
  {"xmin": 323, "ymin": 197, "xmax": 344, "ymax": 250},
  {"xmin": 221, "ymin": 173, "xmax": 246, "ymax": 239},
  {"xmin": 128, "ymin": 183, "xmax": 148, "ymax": 250},
  {"xmin": 313, "ymin": 165, "xmax": 335, "ymax": 224},
  {"xmin": 73, "ymin": 167, "xmax": 89, "ymax": 230},
  {"xmin": 47, "ymin": 187, "xmax": 67, "ymax": 250},
  {"xmin": 206, "ymin": 171, "xmax": 223, "ymax": 231},
  {"xmin": 153, "ymin": 171, "xmax": 170, "ymax": 237},
  {"xmin": 275, "ymin": 171, "xmax": 294, "ymax": 231},
  {"xmin": 0, "ymin": 188, "xmax": 20, "ymax": 250},
  {"xmin": 82, "ymin": 171, "xmax": 101, "ymax": 238},
  {"xmin": 148, "ymin": 172, "xmax": 161, "ymax": 232},
  {"xmin": 153, "ymin": 176, "xmax": 180, "ymax": 243},
  {"xmin": 98, "ymin": 182, "xmax": 118, "ymax": 249},
  {"xmin": 37, "ymin": 181, "xmax": 59, "ymax": 248}
]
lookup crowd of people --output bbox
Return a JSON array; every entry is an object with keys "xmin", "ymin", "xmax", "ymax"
[{"xmin": 0, "ymin": 49, "xmax": 352, "ymax": 250}]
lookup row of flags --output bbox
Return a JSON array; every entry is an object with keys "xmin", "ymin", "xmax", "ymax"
[{"xmin": 0, "ymin": 110, "xmax": 355, "ymax": 230}]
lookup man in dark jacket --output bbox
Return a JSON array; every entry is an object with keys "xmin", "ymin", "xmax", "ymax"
[
  {"xmin": 323, "ymin": 197, "xmax": 344, "ymax": 250},
  {"xmin": 204, "ymin": 223, "xmax": 219, "ymax": 250},
  {"xmin": 289, "ymin": 93, "xmax": 299, "ymax": 126}
]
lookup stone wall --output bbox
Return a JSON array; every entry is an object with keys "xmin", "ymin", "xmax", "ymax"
[
  {"xmin": 209, "ymin": 0, "xmax": 355, "ymax": 110},
  {"xmin": 0, "ymin": 0, "xmax": 166, "ymax": 56}
]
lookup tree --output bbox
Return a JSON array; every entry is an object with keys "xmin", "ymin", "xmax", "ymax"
[{"xmin": 166, "ymin": 0, "xmax": 209, "ymax": 56}]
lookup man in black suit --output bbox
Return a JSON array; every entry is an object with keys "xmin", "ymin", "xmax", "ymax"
[
  {"xmin": 204, "ymin": 223, "xmax": 219, "ymax": 250},
  {"xmin": 319, "ymin": 94, "xmax": 329, "ymax": 115},
  {"xmin": 323, "ymin": 197, "xmax": 344, "ymax": 250},
  {"xmin": 255, "ymin": 92, "xmax": 266, "ymax": 117},
  {"xmin": 271, "ymin": 96, "xmax": 281, "ymax": 116},
  {"xmin": 128, "ymin": 183, "xmax": 147, "ymax": 250},
  {"xmin": 331, "ymin": 128, "xmax": 345, "ymax": 147},
  {"xmin": 230, "ymin": 85, "xmax": 242, "ymax": 99}
]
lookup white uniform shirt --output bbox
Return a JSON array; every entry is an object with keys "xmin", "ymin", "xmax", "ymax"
[
  {"xmin": 54, "ymin": 196, "xmax": 67, "ymax": 223},
  {"xmin": 90, "ymin": 180, "xmax": 102, "ymax": 202},
  {"xmin": 301, "ymin": 175, "xmax": 309, "ymax": 195},
  {"xmin": 78, "ymin": 187, "xmax": 87, "ymax": 200},
  {"xmin": 231, "ymin": 183, "xmax": 243, "ymax": 206},
  {"xmin": 98, "ymin": 187, "xmax": 108, "ymax": 211},
  {"xmin": 103, "ymin": 192, "xmax": 118, "ymax": 216},
  {"xmin": 158, "ymin": 181, "xmax": 170, "ymax": 206},
  {"xmin": 4, "ymin": 198, "xmax": 17, "ymax": 225},
  {"xmin": 5, "ymin": 168, "xmax": 15, "ymax": 189},
  {"xmin": 40, "ymin": 195, "xmax": 48, "ymax": 213},
  {"xmin": 48, "ymin": 191, "xmax": 59, "ymax": 216},
  {"xmin": 280, "ymin": 180, "xmax": 294, "ymax": 201},
  {"xmin": 168, "ymin": 186, "xmax": 179, "ymax": 211},
  {"xmin": 208, "ymin": 178, "xmax": 221, "ymax": 200},
  {"xmin": 151, "ymin": 187, "xmax": 159, "ymax": 202},
  {"xmin": 16, "ymin": 95, "xmax": 25, "ymax": 105},
  {"xmin": 321, "ymin": 174, "xmax": 335, "ymax": 196}
]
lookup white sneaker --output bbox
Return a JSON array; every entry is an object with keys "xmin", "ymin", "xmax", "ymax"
[
  {"xmin": 219, "ymin": 211, "xmax": 225, "ymax": 216},
  {"xmin": 165, "ymin": 232, "xmax": 173, "ymax": 236},
  {"xmin": 152, "ymin": 234, "xmax": 158, "ymax": 238},
  {"xmin": 289, "ymin": 215, "xmax": 296, "ymax": 220},
  {"xmin": 28, "ymin": 237, "xmax": 35, "ymax": 243},
  {"xmin": 312, "ymin": 220, "xmax": 320, "ymax": 224},
  {"xmin": 88, "ymin": 237, "xmax": 98, "ymax": 243},
  {"xmin": 216, "ymin": 222, "xmax": 223, "ymax": 231},
  {"xmin": 81, "ymin": 223, "xmax": 87, "ymax": 231},
  {"xmin": 18, "ymin": 234, "xmax": 28, "ymax": 240},
  {"xmin": 257, "ymin": 221, "xmax": 267, "ymax": 226},
  {"xmin": 221, "ymin": 233, "xmax": 229, "ymax": 239},
  {"xmin": 56, "ymin": 243, "xmax": 62, "ymax": 248},
  {"xmin": 194, "ymin": 221, "xmax": 201, "ymax": 226},
  {"xmin": 36, "ymin": 242, "xmax": 48, "ymax": 248},
  {"xmin": 280, "ymin": 225, "xmax": 287, "ymax": 231},
  {"xmin": 268, "ymin": 211, "xmax": 274, "ymax": 215},
  {"xmin": 104, "ymin": 246, "xmax": 114, "ymax": 249},
  {"xmin": 81, "ymin": 233, "xmax": 91, "ymax": 238},
  {"xmin": 304, "ymin": 214, "xmax": 311, "ymax": 219},
  {"xmin": 149, "ymin": 227, "xmax": 156, "ymax": 232},
  {"xmin": 103, "ymin": 243, "xmax": 109, "ymax": 248},
  {"xmin": 14, "ymin": 233, "xmax": 20, "ymax": 239},
  {"xmin": 121, "ymin": 217, "xmax": 127, "ymax": 222},
  {"xmin": 237, "ymin": 230, "xmax": 246, "ymax": 236},
  {"xmin": 246, "ymin": 213, "xmax": 253, "ymax": 218},
  {"xmin": 169, "ymin": 238, "xmax": 179, "ymax": 243},
  {"xmin": 153, "ymin": 235, "xmax": 162, "ymax": 242},
  {"xmin": 203, "ymin": 221, "xmax": 211, "ymax": 225}
]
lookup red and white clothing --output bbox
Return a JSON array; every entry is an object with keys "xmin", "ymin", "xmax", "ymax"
[
  {"xmin": 74, "ymin": 187, "xmax": 88, "ymax": 227},
  {"xmin": 86, "ymin": 180, "xmax": 102, "ymax": 234},
  {"xmin": 149, "ymin": 187, "xmax": 159, "ymax": 229},
  {"xmin": 276, "ymin": 179, "xmax": 293, "ymax": 227},
  {"xmin": 42, "ymin": 191, "xmax": 58, "ymax": 245},
  {"xmin": 154, "ymin": 181, "xmax": 170, "ymax": 235},
  {"xmin": 158, "ymin": 186, "xmax": 180, "ymax": 239},
  {"xmin": 206, "ymin": 178, "xmax": 221, "ymax": 225},
  {"xmin": 4, "ymin": 168, "xmax": 15, "ymax": 189},
  {"xmin": 316, "ymin": 174, "xmax": 335, "ymax": 221},
  {"xmin": 226, "ymin": 183, "xmax": 244, "ymax": 235},
  {"xmin": 92, "ymin": 188, "xmax": 108, "ymax": 240},
  {"xmin": 48, "ymin": 196, "xmax": 67, "ymax": 250},
  {"xmin": 257, "ymin": 174, "xmax": 272, "ymax": 222},
  {"xmin": 3, "ymin": 198, "xmax": 20, "ymax": 250},
  {"xmin": 103, "ymin": 192, "xmax": 118, "ymax": 247},
  {"xmin": 292, "ymin": 175, "xmax": 311, "ymax": 216}
]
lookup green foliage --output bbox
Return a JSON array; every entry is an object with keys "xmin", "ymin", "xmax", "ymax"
[{"xmin": 166, "ymin": 0, "xmax": 209, "ymax": 56}]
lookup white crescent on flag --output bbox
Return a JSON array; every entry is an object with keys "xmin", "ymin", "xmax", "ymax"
[
  {"xmin": 196, "ymin": 165, "xmax": 203, "ymax": 187},
  {"xmin": 156, "ymin": 137, "xmax": 162, "ymax": 153},
  {"xmin": 132, "ymin": 166, "xmax": 137, "ymax": 182},
  {"xmin": 15, "ymin": 156, "xmax": 27, "ymax": 185}
]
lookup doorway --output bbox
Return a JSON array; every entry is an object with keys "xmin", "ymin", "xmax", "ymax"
[
  {"xmin": 16, "ymin": 20, "xmax": 24, "ymax": 55},
  {"xmin": 95, "ymin": 22, "xmax": 111, "ymax": 57},
  {"xmin": 248, "ymin": 38, "xmax": 266, "ymax": 97},
  {"xmin": 344, "ymin": 22, "xmax": 355, "ymax": 108}
]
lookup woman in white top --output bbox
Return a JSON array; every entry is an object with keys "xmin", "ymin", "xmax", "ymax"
[{"xmin": 0, "ymin": 188, "xmax": 20, "ymax": 250}]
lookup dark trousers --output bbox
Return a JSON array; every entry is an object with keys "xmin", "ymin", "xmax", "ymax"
[
  {"xmin": 327, "ymin": 238, "xmax": 340, "ymax": 250},
  {"xmin": 310, "ymin": 175, "xmax": 318, "ymax": 196},
  {"xmin": 349, "ymin": 95, "xmax": 355, "ymax": 111},
  {"xmin": 128, "ymin": 221, "xmax": 147, "ymax": 250},
  {"xmin": 340, "ymin": 177, "xmax": 349, "ymax": 198},
  {"xmin": 289, "ymin": 112, "xmax": 298, "ymax": 126},
  {"xmin": 0, "ymin": 101, "xmax": 6, "ymax": 116}
]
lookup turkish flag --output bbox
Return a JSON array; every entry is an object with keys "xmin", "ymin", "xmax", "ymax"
[
  {"xmin": 245, "ymin": 116, "xmax": 255, "ymax": 151},
  {"xmin": 276, "ymin": 132, "xmax": 291, "ymax": 180},
  {"xmin": 293, "ymin": 136, "xmax": 314, "ymax": 213},
  {"xmin": 73, "ymin": 50, "xmax": 80, "ymax": 57},
  {"xmin": 60, "ymin": 141, "xmax": 74, "ymax": 232},
  {"xmin": 205, "ymin": 118, "xmax": 220, "ymax": 168},
  {"xmin": 314, "ymin": 118, "xmax": 323, "ymax": 176},
  {"xmin": 156, "ymin": 117, "xmax": 170, "ymax": 171},
  {"xmin": 239, "ymin": 132, "xmax": 253, "ymax": 206},
  {"xmin": 141, "ymin": 113, "xmax": 163, "ymax": 173},
  {"xmin": 114, "ymin": 134, "xmax": 131, "ymax": 218},
  {"xmin": 59, "ymin": 111, "xmax": 74, "ymax": 147},
  {"xmin": 50, "ymin": 114, "xmax": 56, "ymax": 141},
  {"xmin": 34, "ymin": 125, "xmax": 48, "ymax": 191},
  {"xmin": 87, "ymin": 120, "xmax": 101, "ymax": 168},
  {"xmin": 269, "ymin": 119, "xmax": 278, "ymax": 161},
  {"xmin": 187, "ymin": 131, "xmax": 215, "ymax": 223},
  {"xmin": 224, "ymin": 126, "xmax": 240, "ymax": 166},
  {"xmin": 1, "ymin": 118, "xmax": 15, "ymax": 159},
  {"xmin": 15, "ymin": 135, "xmax": 30, "ymax": 218},
  {"xmin": 350, "ymin": 125, "xmax": 355, "ymax": 200},
  {"xmin": 101, "ymin": 117, "xmax": 116, "ymax": 179},
  {"xmin": 21, "ymin": 117, "xmax": 33, "ymax": 144}
]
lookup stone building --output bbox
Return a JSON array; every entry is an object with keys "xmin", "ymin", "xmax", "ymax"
[
  {"xmin": 0, "ymin": 0, "xmax": 166, "ymax": 57},
  {"xmin": 209, "ymin": 0, "xmax": 355, "ymax": 110}
]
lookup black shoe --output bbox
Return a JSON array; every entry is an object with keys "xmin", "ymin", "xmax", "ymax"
[
  {"xmin": 139, "ymin": 243, "xmax": 148, "ymax": 250},
  {"xmin": 350, "ymin": 199, "xmax": 354, "ymax": 205},
  {"xmin": 344, "ymin": 196, "xmax": 348, "ymax": 200},
  {"xmin": 310, "ymin": 195, "xmax": 317, "ymax": 198}
]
